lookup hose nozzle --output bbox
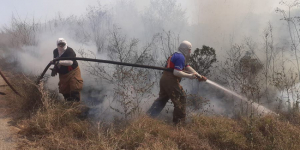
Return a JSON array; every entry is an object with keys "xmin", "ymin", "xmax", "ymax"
[{"xmin": 196, "ymin": 75, "xmax": 207, "ymax": 82}]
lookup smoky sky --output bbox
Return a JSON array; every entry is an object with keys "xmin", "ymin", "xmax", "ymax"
[
  {"xmin": 181, "ymin": 0, "xmax": 284, "ymax": 54},
  {"xmin": 1, "ymin": 0, "xmax": 286, "ymax": 45}
]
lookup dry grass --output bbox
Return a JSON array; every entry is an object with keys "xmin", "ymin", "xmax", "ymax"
[{"xmin": 2, "ymin": 72, "xmax": 300, "ymax": 150}]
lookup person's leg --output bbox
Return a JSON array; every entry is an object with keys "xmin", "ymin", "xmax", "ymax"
[
  {"xmin": 63, "ymin": 93, "xmax": 70, "ymax": 100},
  {"xmin": 67, "ymin": 91, "xmax": 80, "ymax": 102},
  {"xmin": 172, "ymin": 95, "xmax": 186, "ymax": 124},
  {"xmin": 169, "ymin": 85, "xmax": 187, "ymax": 124},
  {"xmin": 147, "ymin": 74, "xmax": 170, "ymax": 117},
  {"xmin": 147, "ymin": 95, "xmax": 169, "ymax": 117}
]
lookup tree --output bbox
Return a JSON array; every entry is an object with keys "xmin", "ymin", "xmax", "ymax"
[
  {"xmin": 276, "ymin": 0, "xmax": 300, "ymax": 80},
  {"xmin": 189, "ymin": 45, "xmax": 217, "ymax": 76},
  {"xmin": 79, "ymin": 27, "xmax": 156, "ymax": 120}
]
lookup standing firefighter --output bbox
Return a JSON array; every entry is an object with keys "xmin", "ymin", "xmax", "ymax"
[
  {"xmin": 51, "ymin": 38, "xmax": 83, "ymax": 102},
  {"xmin": 147, "ymin": 40, "xmax": 207, "ymax": 124}
]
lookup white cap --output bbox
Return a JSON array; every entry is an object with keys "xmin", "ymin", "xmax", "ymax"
[
  {"xmin": 57, "ymin": 38, "xmax": 67, "ymax": 45},
  {"xmin": 57, "ymin": 38, "xmax": 68, "ymax": 50}
]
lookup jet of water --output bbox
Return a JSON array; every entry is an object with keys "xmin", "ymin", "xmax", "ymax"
[{"xmin": 206, "ymin": 79, "xmax": 277, "ymax": 115}]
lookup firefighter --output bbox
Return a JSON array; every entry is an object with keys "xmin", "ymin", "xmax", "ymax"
[
  {"xmin": 147, "ymin": 40, "xmax": 207, "ymax": 124},
  {"xmin": 50, "ymin": 38, "xmax": 83, "ymax": 102}
]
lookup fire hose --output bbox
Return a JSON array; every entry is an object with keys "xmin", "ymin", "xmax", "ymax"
[
  {"xmin": 1, "ymin": 57, "xmax": 206, "ymax": 96},
  {"xmin": 37, "ymin": 57, "xmax": 207, "ymax": 84},
  {"xmin": 36, "ymin": 57, "xmax": 175, "ymax": 84}
]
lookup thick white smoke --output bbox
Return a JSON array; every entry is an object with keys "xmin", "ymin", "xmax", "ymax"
[{"xmin": 1, "ymin": 0, "xmax": 300, "ymax": 120}]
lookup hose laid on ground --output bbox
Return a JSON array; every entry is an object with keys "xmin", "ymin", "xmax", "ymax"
[
  {"xmin": 36, "ymin": 57, "xmax": 173, "ymax": 84},
  {"xmin": 0, "ymin": 69, "xmax": 22, "ymax": 96}
]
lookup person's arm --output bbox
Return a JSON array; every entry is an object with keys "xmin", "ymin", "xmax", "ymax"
[
  {"xmin": 185, "ymin": 66, "xmax": 202, "ymax": 77},
  {"xmin": 173, "ymin": 69, "xmax": 196, "ymax": 79},
  {"xmin": 53, "ymin": 50, "xmax": 56, "ymax": 59},
  {"xmin": 58, "ymin": 60, "xmax": 73, "ymax": 66},
  {"xmin": 58, "ymin": 48, "xmax": 75, "ymax": 66},
  {"xmin": 185, "ymin": 66, "xmax": 207, "ymax": 81},
  {"xmin": 172, "ymin": 54, "xmax": 196, "ymax": 79},
  {"xmin": 50, "ymin": 49, "xmax": 57, "ymax": 64}
]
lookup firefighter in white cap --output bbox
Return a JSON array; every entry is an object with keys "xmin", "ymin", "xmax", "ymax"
[
  {"xmin": 147, "ymin": 40, "xmax": 207, "ymax": 124},
  {"xmin": 51, "ymin": 38, "xmax": 83, "ymax": 102}
]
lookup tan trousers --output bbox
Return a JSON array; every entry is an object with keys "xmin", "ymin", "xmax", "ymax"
[{"xmin": 58, "ymin": 66, "xmax": 83, "ymax": 101}]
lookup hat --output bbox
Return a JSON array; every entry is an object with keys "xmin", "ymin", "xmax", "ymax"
[{"xmin": 178, "ymin": 40, "xmax": 192, "ymax": 57}]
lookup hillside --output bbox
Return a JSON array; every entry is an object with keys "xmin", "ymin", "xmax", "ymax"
[{"xmin": 0, "ymin": 71, "xmax": 299, "ymax": 150}]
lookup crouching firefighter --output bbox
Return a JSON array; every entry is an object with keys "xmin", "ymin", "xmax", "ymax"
[
  {"xmin": 147, "ymin": 40, "xmax": 207, "ymax": 125},
  {"xmin": 50, "ymin": 38, "xmax": 83, "ymax": 102}
]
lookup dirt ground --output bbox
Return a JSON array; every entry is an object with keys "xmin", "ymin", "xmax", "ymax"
[{"xmin": 0, "ymin": 75, "xmax": 17, "ymax": 150}]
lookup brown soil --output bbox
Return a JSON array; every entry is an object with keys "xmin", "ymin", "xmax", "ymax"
[{"xmin": 0, "ymin": 74, "xmax": 17, "ymax": 149}]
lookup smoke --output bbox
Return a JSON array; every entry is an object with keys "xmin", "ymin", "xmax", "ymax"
[
  {"xmin": 180, "ymin": 0, "xmax": 285, "ymax": 57},
  {"xmin": 1, "ymin": 0, "xmax": 300, "ymax": 120}
]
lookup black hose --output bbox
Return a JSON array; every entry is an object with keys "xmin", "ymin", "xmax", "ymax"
[
  {"xmin": 36, "ymin": 57, "xmax": 173, "ymax": 84},
  {"xmin": 36, "ymin": 63, "xmax": 52, "ymax": 84}
]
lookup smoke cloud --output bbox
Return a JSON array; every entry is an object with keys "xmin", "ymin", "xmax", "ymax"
[{"xmin": 1, "ymin": 0, "xmax": 300, "ymax": 120}]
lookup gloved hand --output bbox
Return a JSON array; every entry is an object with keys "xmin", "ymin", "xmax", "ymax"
[
  {"xmin": 50, "ymin": 65, "xmax": 58, "ymax": 77},
  {"xmin": 196, "ymin": 75, "xmax": 207, "ymax": 82},
  {"xmin": 50, "ymin": 60, "xmax": 60, "ymax": 65}
]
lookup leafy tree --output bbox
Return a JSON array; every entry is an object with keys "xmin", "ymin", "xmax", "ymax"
[{"xmin": 189, "ymin": 45, "xmax": 217, "ymax": 76}]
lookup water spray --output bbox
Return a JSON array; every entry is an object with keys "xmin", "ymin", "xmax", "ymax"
[
  {"xmin": 205, "ymin": 79, "xmax": 277, "ymax": 115},
  {"xmin": 195, "ymin": 74, "xmax": 276, "ymax": 115}
]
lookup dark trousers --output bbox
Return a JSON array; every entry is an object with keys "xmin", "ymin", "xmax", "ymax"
[
  {"xmin": 63, "ymin": 91, "xmax": 80, "ymax": 102},
  {"xmin": 147, "ymin": 71, "xmax": 186, "ymax": 124}
]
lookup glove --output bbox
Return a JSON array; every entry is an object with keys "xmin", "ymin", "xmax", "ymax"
[
  {"xmin": 50, "ymin": 65, "xmax": 58, "ymax": 77},
  {"xmin": 54, "ymin": 60, "xmax": 60, "ymax": 65},
  {"xmin": 50, "ymin": 60, "xmax": 60, "ymax": 65},
  {"xmin": 196, "ymin": 75, "xmax": 207, "ymax": 82}
]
